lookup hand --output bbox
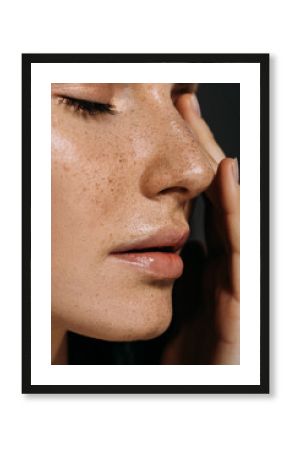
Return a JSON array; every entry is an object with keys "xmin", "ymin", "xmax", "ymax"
[{"xmin": 161, "ymin": 93, "xmax": 240, "ymax": 365}]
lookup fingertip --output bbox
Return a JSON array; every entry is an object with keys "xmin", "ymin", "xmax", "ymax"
[
  {"xmin": 232, "ymin": 158, "xmax": 240, "ymax": 185},
  {"xmin": 216, "ymin": 157, "xmax": 237, "ymax": 181},
  {"xmin": 205, "ymin": 158, "xmax": 239, "ymax": 209},
  {"xmin": 219, "ymin": 157, "xmax": 239, "ymax": 184},
  {"xmin": 175, "ymin": 93, "xmax": 200, "ymax": 121},
  {"xmin": 217, "ymin": 157, "xmax": 240, "ymax": 212},
  {"xmin": 190, "ymin": 93, "xmax": 201, "ymax": 117}
]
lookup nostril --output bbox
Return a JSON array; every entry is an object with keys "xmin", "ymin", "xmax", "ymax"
[{"xmin": 160, "ymin": 186, "xmax": 188, "ymax": 196}]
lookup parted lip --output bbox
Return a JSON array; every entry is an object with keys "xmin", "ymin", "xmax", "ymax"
[{"xmin": 110, "ymin": 228, "xmax": 190, "ymax": 254}]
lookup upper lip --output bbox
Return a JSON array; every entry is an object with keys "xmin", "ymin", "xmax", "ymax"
[{"xmin": 111, "ymin": 227, "xmax": 190, "ymax": 254}]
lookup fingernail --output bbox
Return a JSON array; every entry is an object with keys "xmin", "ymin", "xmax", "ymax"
[
  {"xmin": 190, "ymin": 93, "xmax": 201, "ymax": 117},
  {"xmin": 232, "ymin": 158, "xmax": 239, "ymax": 184}
]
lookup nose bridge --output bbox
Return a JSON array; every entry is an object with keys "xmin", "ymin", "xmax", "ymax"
[{"xmin": 140, "ymin": 108, "xmax": 214, "ymax": 200}]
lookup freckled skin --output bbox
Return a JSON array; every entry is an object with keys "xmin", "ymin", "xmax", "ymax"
[{"xmin": 51, "ymin": 83, "xmax": 214, "ymax": 350}]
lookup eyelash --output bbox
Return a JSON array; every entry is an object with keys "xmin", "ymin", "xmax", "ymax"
[{"xmin": 58, "ymin": 96, "xmax": 117, "ymax": 116}]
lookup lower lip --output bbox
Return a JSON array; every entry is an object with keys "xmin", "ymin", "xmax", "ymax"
[{"xmin": 110, "ymin": 251, "xmax": 184, "ymax": 280}]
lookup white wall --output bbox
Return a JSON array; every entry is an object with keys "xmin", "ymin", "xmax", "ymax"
[{"xmin": 0, "ymin": 1, "xmax": 286, "ymax": 449}]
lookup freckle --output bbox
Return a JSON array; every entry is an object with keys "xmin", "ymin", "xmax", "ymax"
[
  {"xmin": 82, "ymin": 186, "xmax": 87, "ymax": 192},
  {"xmin": 63, "ymin": 164, "xmax": 70, "ymax": 172}
]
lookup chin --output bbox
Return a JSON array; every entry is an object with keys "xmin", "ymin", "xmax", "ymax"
[
  {"xmin": 102, "ymin": 286, "xmax": 174, "ymax": 342},
  {"xmin": 73, "ymin": 306, "xmax": 173, "ymax": 343},
  {"xmin": 63, "ymin": 287, "xmax": 174, "ymax": 343},
  {"xmin": 120, "ymin": 308, "xmax": 173, "ymax": 342}
]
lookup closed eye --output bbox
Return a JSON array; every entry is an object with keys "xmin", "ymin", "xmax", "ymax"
[{"xmin": 57, "ymin": 95, "xmax": 117, "ymax": 116}]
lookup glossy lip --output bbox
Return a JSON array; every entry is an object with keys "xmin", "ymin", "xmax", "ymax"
[
  {"xmin": 109, "ymin": 228, "xmax": 190, "ymax": 280},
  {"xmin": 110, "ymin": 228, "xmax": 190, "ymax": 255}
]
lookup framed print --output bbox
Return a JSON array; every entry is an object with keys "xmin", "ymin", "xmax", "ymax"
[{"xmin": 22, "ymin": 53, "xmax": 269, "ymax": 394}]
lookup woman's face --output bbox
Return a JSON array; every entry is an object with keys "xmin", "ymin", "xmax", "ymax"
[{"xmin": 52, "ymin": 83, "xmax": 214, "ymax": 341}]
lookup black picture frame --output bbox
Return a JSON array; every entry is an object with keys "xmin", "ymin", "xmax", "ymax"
[{"xmin": 22, "ymin": 53, "xmax": 269, "ymax": 394}]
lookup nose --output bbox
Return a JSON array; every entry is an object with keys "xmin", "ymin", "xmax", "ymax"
[{"xmin": 139, "ymin": 103, "xmax": 214, "ymax": 203}]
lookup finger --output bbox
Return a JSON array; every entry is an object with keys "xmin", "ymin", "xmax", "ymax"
[
  {"xmin": 207, "ymin": 158, "xmax": 240, "ymax": 254},
  {"xmin": 209, "ymin": 158, "xmax": 240, "ymax": 300},
  {"xmin": 175, "ymin": 93, "xmax": 225, "ymax": 166}
]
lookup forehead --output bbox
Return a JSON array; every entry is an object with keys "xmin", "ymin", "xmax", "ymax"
[{"xmin": 51, "ymin": 83, "xmax": 197, "ymax": 93}]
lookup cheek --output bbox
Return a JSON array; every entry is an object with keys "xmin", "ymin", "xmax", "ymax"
[
  {"xmin": 52, "ymin": 129, "xmax": 117, "ymax": 219},
  {"xmin": 51, "ymin": 124, "xmax": 138, "ymax": 272}
]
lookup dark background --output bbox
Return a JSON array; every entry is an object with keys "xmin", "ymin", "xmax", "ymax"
[
  {"xmin": 198, "ymin": 83, "xmax": 240, "ymax": 161},
  {"xmin": 68, "ymin": 83, "xmax": 240, "ymax": 364}
]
